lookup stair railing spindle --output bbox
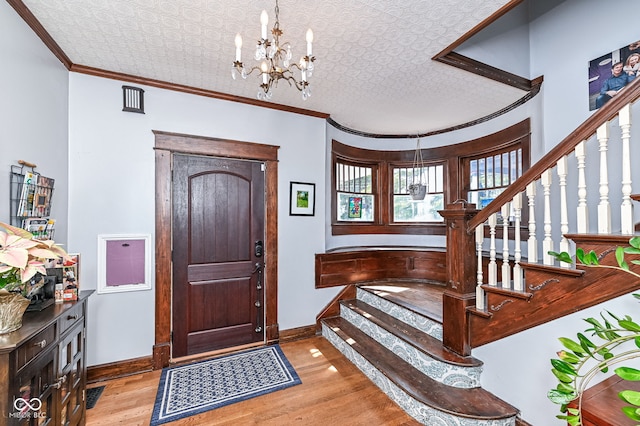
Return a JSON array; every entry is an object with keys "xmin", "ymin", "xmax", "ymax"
[
  {"xmin": 526, "ymin": 182, "xmax": 538, "ymax": 263},
  {"xmin": 542, "ymin": 169, "xmax": 555, "ymax": 265},
  {"xmin": 619, "ymin": 104, "xmax": 634, "ymax": 234},
  {"xmin": 501, "ymin": 202, "xmax": 511, "ymax": 287},
  {"xmin": 488, "ymin": 212, "xmax": 498, "ymax": 286},
  {"xmin": 597, "ymin": 122, "xmax": 611, "ymax": 233},
  {"xmin": 575, "ymin": 141, "xmax": 589, "ymax": 233},
  {"xmin": 557, "ymin": 156, "xmax": 570, "ymax": 266},
  {"xmin": 512, "ymin": 193, "xmax": 523, "ymax": 291}
]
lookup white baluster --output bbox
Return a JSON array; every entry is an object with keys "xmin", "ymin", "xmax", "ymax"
[
  {"xmin": 542, "ymin": 169, "xmax": 554, "ymax": 265},
  {"xmin": 475, "ymin": 224, "xmax": 485, "ymax": 310},
  {"xmin": 619, "ymin": 104, "xmax": 633, "ymax": 235},
  {"xmin": 488, "ymin": 212, "xmax": 498, "ymax": 286},
  {"xmin": 575, "ymin": 140, "xmax": 589, "ymax": 233},
  {"xmin": 501, "ymin": 202, "xmax": 511, "ymax": 288},
  {"xmin": 557, "ymin": 156, "xmax": 570, "ymax": 266},
  {"xmin": 512, "ymin": 193, "xmax": 523, "ymax": 291},
  {"xmin": 597, "ymin": 122, "xmax": 611, "ymax": 234},
  {"xmin": 526, "ymin": 182, "xmax": 538, "ymax": 263}
]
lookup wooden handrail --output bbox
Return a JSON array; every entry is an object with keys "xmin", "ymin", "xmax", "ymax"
[{"xmin": 468, "ymin": 77, "xmax": 640, "ymax": 232}]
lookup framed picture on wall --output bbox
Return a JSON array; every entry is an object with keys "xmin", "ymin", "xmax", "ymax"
[
  {"xmin": 289, "ymin": 181, "xmax": 316, "ymax": 216},
  {"xmin": 97, "ymin": 234, "xmax": 152, "ymax": 294},
  {"xmin": 588, "ymin": 39, "xmax": 640, "ymax": 111}
]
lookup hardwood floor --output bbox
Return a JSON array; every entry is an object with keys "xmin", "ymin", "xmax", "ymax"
[{"xmin": 86, "ymin": 336, "xmax": 420, "ymax": 425}]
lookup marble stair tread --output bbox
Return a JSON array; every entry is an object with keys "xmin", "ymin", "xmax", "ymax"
[
  {"xmin": 322, "ymin": 316, "xmax": 518, "ymax": 421},
  {"xmin": 341, "ymin": 299, "xmax": 482, "ymax": 368}
]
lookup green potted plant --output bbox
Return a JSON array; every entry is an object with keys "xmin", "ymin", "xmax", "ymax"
[
  {"xmin": 547, "ymin": 237, "xmax": 640, "ymax": 425},
  {"xmin": 0, "ymin": 221, "xmax": 69, "ymax": 333}
]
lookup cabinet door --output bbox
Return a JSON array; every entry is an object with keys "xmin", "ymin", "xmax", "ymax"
[
  {"xmin": 11, "ymin": 348, "xmax": 56, "ymax": 425},
  {"xmin": 58, "ymin": 321, "xmax": 85, "ymax": 426}
]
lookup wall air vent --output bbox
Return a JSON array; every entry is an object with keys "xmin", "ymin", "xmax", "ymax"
[{"xmin": 122, "ymin": 85, "xmax": 145, "ymax": 114}]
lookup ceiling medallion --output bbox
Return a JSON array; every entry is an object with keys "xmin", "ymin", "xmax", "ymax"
[{"xmin": 232, "ymin": 0, "xmax": 315, "ymax": 101}]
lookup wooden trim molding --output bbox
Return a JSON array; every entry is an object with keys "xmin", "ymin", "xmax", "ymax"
[
  {"xmin": 153, "ymin": 130, "xmax": 279, "ymax": 369},
  {"xmin": 87, "ymin": 356, "xmax": 153, "ymax": 383},
  {"xmin": 71, "ymin": 64, "xmax": 329, "ymax": 120},
  {"xmin": 6, "ymin": 0, "xmax": 73, "ymax": 69}
]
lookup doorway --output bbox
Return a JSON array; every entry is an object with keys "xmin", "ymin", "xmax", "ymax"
[
  {"xmin": 171, "ymin": 154, "xmax": 265, "ymax": 356},
  {"xmin": 153, "ymin": 131, "xmax": 280, "ymax": 367}
]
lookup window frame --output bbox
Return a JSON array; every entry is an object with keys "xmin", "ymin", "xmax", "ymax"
[
  {"xmin": 331, "ymin": 119, "xmax": 531, "ymax": 236},
  {"xmin": 389, "ymin": 160, "xmax": 447, "ymax": 224}
]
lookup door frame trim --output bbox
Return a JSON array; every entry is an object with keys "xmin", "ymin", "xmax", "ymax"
[{"xmin": 152, "ymin": 130, "xmax": 280, "ymax": 369}]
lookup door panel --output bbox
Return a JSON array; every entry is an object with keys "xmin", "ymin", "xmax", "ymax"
[{"xmin": 172, "ymin": 154, "xmax": 265, "ymax": 357}]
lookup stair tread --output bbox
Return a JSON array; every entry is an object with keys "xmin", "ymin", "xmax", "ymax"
[
  {"xmin": 323, "ymin": 316, "xmax": 518, "ymax": 420},
  {"xmin": 342, "ymin": 299, "xmax": 482, "ymax": 368},
  {"xmin": 359, "ymin": 281, "xmax": 444, "ymax": 323}
]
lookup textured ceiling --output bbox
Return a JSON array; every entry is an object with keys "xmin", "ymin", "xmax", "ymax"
[{"xmin": 19, "ymin": 0, "xmax": 527, "ymax": 136}]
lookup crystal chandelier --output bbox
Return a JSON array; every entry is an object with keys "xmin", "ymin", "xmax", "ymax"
[{"xmin": 232, "ymin": 0, "xmax": 315, "ymax": 101}]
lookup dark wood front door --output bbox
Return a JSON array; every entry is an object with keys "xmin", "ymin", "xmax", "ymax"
[{"xmin": 171, "ymin": 154, "xmax": 265, "ymax": 357}]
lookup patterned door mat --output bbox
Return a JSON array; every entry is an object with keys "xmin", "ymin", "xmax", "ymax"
[
  {"xmin": 86, "ymin": 386, "xmax": 105, "ymax": 409},
  {"xmin": 150, "ymin": 345, "xmax": 301, "ymax": 425}
]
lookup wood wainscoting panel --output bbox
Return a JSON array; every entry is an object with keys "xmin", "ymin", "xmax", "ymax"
[{"xmin": 315, "ymin": 248, "xmax": 447, "ymax": 288}]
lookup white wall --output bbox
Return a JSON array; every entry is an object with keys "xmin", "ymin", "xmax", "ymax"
[
  {"xmin": 0, "ymin": 1, "xmax": 69, "ymax": 243},
  {"xmin": 67, "ymin": 73, "xmax": 335, "ymax": 365}
]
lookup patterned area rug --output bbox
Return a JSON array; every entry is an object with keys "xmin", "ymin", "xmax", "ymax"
[{"xmin": 150, "ymin": 345, "xmax": 301, "ymax": 425}]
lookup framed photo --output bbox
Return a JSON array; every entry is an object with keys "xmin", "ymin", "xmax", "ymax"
[
  {"xmin": 97, "ymin": 234, "xmax": 152, "ymax": 294},
  {"xmin": 61, "ymin": 253, "xmax": 80, "ymax": 301},
  {"xmin": 588, "ymin": 39, "xmax": 640, "ymax": 110},
  {"xmin": 289, "ymin": 181, "xmax": 315, "ymax": 216}
]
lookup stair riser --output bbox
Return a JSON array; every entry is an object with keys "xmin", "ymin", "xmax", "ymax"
[
  {"xmin": 322, "ymin": 323, "xmax": 516, "ymax": 426},
  {"xmin": 357, "ymin": 288, "xmax": 443, "ymax": 340},
  {"xmin": 340, "ymin": 304, "xmax": 482, "ymax": 389}
]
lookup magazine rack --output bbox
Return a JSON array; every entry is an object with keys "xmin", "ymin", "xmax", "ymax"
[{"xmin": 9, "ymin": 160, "xmax": 55, "ymax": 239}]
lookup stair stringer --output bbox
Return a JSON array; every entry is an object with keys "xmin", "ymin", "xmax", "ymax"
[{"xmin": 469, "ymin": 235, "xmax": 640, "ymax": 348}]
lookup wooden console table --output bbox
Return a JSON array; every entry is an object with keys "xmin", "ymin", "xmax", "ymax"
[{"xmin": 0, "ymin": 291, "xmax": 93, "ymax": 425}]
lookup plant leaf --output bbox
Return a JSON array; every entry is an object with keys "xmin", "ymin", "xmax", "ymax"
[
  {"xmin": 548, "ymin": 388, "xmax": 577, "ymax": 404},
  {"xmin": 551, "ymin": 359, "xmax": 577, "ymax": 376},
  {"xmin": 557, "ymin": 350, "xmax": 581, "ymax": 364},
  {"xmin": 621, "ymin": 405, "xmax": 640, "ymax": 421},
  {"xmin": 616, "ymin": 367, "xmax": 640, "ymax": 381},
  {"xmin": 552, "ymin": 368, "xmax": 574, "ymax": 383},
  {"xmin": 616, "ymin": 246, "xmax": 627, "ymax": 269},
  {"xmin": 619, "ymin": 389, "xmax": 640, "ymax": 406},
  {"xmin": 559, "ymin": 337, "xmax": 585, "ymax": 355},
  {"xmin": 630, "ymin": 236, "xmax": 640, "ymax": 249},
  {"xmin": 557, "ymin": 382, "xmax": 576, "ymax": 393},
  {"xmin": 619, "ymin": 320, "xmax": 640, "ymax": 332},
  {"xmin": 586, "ymin": 250, "xmax": 599, "ymax": 265},
  {"xmin": 549, "ymin": 251, "xmax": 573, "ymax": 264}
]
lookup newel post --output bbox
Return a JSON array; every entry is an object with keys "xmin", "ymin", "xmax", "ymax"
[{"xmin": 438, "ymin": 202, "xmax": 480, "ymax": 356}]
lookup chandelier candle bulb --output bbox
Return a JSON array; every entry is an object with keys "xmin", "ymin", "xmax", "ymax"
[
  {"xmin": 235, "ymin": 34, "xmax": 242, "ymax": 61},
  {"xmin": 306, "ymin": 29, "xmax": 313, "ymax": 56},
  {"xmin": 260, "ymin": 10, "xmax": 268, "ymax": 39}
]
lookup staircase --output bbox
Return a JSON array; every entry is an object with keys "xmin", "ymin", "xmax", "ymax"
[
  {"xmin": 321, "ymin": 281, "xmax": 520, "ymax": 425},
  {"xmin": 318, "ymin": 76, "xmax": 640, "ymax": 425}
]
